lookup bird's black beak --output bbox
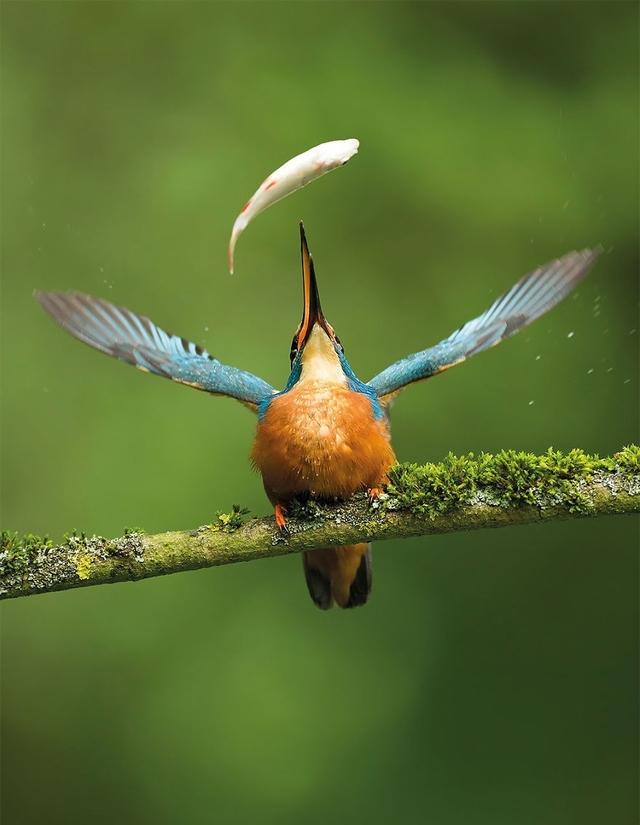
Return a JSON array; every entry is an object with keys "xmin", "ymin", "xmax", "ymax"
[{"xmin": 296, "ymin": 222, "xmax": 333, "ymax": 350}]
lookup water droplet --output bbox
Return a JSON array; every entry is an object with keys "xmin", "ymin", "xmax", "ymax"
[
  {"xmin": 623, "ymin": 379, "xmax": 631, "ymax": 384},
  {"xmin": 606, "ymin": 367, "xmax": 614, "ymax": 373},
  {"xmin": 562, "ymin": 200, "xmax": 570, "ymax": 209},
  {"xmin": 630, "ymin": 329, "xmax": 637, "ymax": 335},
  {"xmin": 528, "ymin": 400, "xmax": 535, "ymax": 406},
  {"xmin": 535, "ymin": 355, "xmax": 541, "ymax": 361},
  {"xmin": 567, "ymin": 331, "xmax": 574, "ymax": 338},
  {"xmin": 587, "ymin": 368, "xmax": 594, "ymax": 374},
  {"xmin": 204, "ymin": 326, "xmax": 209, "ymax": 332}
]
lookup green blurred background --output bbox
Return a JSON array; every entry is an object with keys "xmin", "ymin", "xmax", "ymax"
[{"xmin": 1, "ymin": 2, "xmax": 638, "ymax": 823}]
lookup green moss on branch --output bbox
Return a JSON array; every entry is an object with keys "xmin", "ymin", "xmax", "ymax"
[
  {"xmin": 2, "ymin": 445, "xmax": 638, "ymax": 601},
  {"xmin": 387, "ymin": 445, "xmax": 640, "ymax": 515}
]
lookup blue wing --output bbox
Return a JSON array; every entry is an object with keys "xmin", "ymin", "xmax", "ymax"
[
  {"xmin": 368, "ymin": 248, "xmax": 601, "ymax": 401},
  {"xmin": 36, "ymin": 291, "xmax": 275, "ymax": 409}
]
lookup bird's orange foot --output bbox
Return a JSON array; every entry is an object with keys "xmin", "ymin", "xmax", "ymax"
[
  {"xmin": 274, "ymin": 503, "xmax": 289, "ymax": 534},
  {"xmin": 368, "ymin": 487, "xmax": 381, "ymax": 505}
]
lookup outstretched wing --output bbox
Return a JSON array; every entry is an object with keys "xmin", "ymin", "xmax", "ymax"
[
  {"xmin": 368, "ymin": 248, "xmax": 601, "ymax": 402},
  {"xmin": 36, "ymin": 291, "xmax": 275, "ymax": 410}
]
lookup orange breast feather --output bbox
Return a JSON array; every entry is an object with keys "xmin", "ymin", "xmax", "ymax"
[{"xmin": 251, "ymin": 382, "xmax": 395, "ymax": 503}]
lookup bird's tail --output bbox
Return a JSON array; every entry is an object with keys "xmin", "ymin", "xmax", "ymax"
[{"xmin": 302, "ymin": 544, "xmax": 372, "ymax": 610}]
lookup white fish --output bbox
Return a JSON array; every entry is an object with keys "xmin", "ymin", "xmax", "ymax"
[{"xmin": 228, "ymin": 138, "xmax": 359, "ymax": 274}]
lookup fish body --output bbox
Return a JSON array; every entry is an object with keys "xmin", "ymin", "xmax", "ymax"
[{"xmin": 228, "ymin": 139, "xmax": 359, "ymax": 273}]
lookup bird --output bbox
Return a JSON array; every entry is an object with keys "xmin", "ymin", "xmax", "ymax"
[{"xmin": 35, "ymin": 224, "xmax": 600, "ymax": 609}]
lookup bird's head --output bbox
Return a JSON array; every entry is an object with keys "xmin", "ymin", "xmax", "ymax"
[{"xmin": 288, "ymin": 223, "xmax": 348, "ymax": 387}]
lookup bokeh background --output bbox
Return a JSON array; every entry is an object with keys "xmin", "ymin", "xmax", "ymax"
[{"xmin": 1, "ymin": 3, "xmax": 638, "ymax": 824}]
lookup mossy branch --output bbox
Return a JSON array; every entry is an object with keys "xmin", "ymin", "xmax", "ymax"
[{"xmin": 2, "ymin": 446, "xmax": 639, "ymax": 601}]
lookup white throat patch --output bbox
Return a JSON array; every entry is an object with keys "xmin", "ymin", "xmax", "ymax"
[{"xmin": 299, "ymin": 326, "xmax": 346, "ymax": 385}]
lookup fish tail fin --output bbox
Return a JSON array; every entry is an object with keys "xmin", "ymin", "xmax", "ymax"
[{"xmin": 228, "ymin": 214, "xmax": 249, "ymax": 274}]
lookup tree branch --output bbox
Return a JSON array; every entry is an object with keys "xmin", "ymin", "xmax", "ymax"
[{"xmin": 2, "ymin": 446, "xmax": 638, "ymax": 601}]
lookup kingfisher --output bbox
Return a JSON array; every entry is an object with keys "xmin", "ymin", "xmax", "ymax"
[{"xmin": 36, "ymin": 225, "xmax": 599, "ymax": 609}]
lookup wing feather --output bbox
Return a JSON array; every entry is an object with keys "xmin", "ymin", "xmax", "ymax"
[
  {"xmin": 368, "ymin": 248, "xmax": 601, "ymax": 401},
  {"xmin": 36, "ymin": 291, "xmax": 274, "ymax": 409}
]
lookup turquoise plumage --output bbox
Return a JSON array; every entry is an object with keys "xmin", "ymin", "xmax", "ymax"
[
  {"xmin": 368, "ymin": 247, "xmax": 600, "ymax": 399},
  {"xmin": 35, "ymin": 290, "xmax": 274, "ymax": 408}
]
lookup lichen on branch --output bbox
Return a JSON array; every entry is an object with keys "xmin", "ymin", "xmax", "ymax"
[{"xmin": 1, "ymin": 445, "xmax": 638, "ymax": 601}]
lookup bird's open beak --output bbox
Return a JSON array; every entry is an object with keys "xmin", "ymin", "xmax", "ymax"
[{"xmin": 296, "ymin": 223, "xmax": 334, "ymax": 350}]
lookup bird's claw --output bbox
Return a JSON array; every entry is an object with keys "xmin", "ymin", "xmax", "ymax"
[
  {"xmin": 274, "ymin": 503, "xmax": 289, "ymax": 534},
  {"xmin": 367, "ymin": 487, "xmax": 381, "ymax": 505}
]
